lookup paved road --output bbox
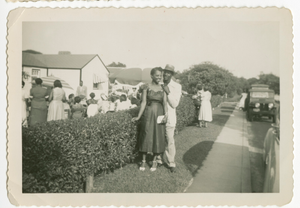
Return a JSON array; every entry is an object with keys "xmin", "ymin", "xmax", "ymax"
[{"xmin": 246, "ymin": 114, "xmax": 273, "ymax": 192}]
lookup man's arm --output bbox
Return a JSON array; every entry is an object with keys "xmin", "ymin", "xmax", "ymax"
[
  {"xmin": 84, "ymin": 86, "xmax": 87, "ymax": 98},
  {"xmin": 167, "ymin": 84, "xmax": 182, "ymax": 109}
]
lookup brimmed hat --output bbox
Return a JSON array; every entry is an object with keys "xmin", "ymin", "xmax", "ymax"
[{"xmin": 164, "ymin": 64, "xmax": 175, "ymax": 74}]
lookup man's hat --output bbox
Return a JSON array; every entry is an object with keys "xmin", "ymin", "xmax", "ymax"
[{"xmin": 164, "ymin": 64, "xmax": 175, "ymax": 74}]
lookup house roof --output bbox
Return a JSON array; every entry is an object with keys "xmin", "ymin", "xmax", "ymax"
[{"xmin": 22, "ymin": 52, "xmax": 99, "ymax": 69}]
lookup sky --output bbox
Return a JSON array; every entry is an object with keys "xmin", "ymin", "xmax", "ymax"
[{"xmin": 23, "ymin": 21, "xmax": 279, "ymax": 79}]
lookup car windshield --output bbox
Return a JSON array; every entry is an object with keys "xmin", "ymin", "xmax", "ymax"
[{"xmin": 251, "ymin": 92, "xmax": 274, "ymax": 98}]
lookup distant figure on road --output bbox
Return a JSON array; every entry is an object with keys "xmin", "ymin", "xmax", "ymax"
[
  {"xmin": 239, "ymin": 92, "xmax": 248, "ymax": 110},
  {"xmin": 198, "ymin": 85, "xmax": 212, "ymax": 128}
]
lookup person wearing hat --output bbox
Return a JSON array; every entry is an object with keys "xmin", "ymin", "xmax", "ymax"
[{"xmin": 157, "ymin": 64, "xmax": 182, "ymax": 173}]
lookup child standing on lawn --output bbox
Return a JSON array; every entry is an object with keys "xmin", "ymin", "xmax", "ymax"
[{"xmin": 198, "ymin": 85, "xmax": 213, "ymax": 128}]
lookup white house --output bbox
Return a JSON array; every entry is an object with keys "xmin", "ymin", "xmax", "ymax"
[{"xmin": 22, "ymin": 52, "xmax": 109, "ymax": 99}]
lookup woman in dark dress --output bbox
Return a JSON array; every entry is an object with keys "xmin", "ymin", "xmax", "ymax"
[
  {"xmin": 132, "ymin": 67, "xmax": 168, "ymax": 171},
  {"xmin": 29, "ymin": 78, "xmax": 48, "ymax": 126}
]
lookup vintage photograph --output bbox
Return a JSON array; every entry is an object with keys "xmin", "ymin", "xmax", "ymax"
[{"xmin": 7, "ymin": 7, "xmax": 293, "ymax": 206}]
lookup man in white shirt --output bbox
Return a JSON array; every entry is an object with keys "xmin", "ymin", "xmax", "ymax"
[
  {"xmin": 76, "ymin": 80, "xmax": 87, "ymax": 100},
  {"xmin": 158, "ymin": 64, "xmax": 182, "ymax": 173}
]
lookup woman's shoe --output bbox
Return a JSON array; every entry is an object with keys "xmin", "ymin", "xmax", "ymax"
[
  {"xmin": 205, "ymin": 123, "xmax": 208, "ymax": 128},
  {"xmin": 139, "ymin": 160, "xmax": 146, "ymax": 171},
  {"xmin": 150, "ymin": 161, "xmax": 157, "ymax": 172}
]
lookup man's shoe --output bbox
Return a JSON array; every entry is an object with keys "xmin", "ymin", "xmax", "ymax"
[
  {"xmin": 169, "ymin": 167, "xmax": 176, "ymax": 173},
  {"xmin": 157, "ymin": 163, "xmax": 163, "ymax": 168}
]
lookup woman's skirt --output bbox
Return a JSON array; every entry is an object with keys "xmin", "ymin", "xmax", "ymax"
[
  {"xmin": 198, "ymin": 100, "xmax": 213, "ymax": 122},
  {"xmin": 139, "ymin": 102, "xmax": 165, "ymax": 154},
  {"xmin": 30, "ymin": 108, "xmax": 48, "ymax": 126},
  {"xmin": 47, "ymin": 100, "xmax": 65, "ymax": 121}
]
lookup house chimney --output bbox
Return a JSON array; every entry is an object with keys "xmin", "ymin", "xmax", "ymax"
[{"xmin": 58, "ymin": 51, "xmax": 71, "ymax": 55}]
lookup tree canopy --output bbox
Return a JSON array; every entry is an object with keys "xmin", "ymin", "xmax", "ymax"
[
  {"xmin": 176, "ymin": 62, "xmax": 280, "ymax": 97},
  {"xmin": 107, "ymin": 62, "xmax": 126, "ymax": 67},
  {"xmin": 22, "ymin": 49, "xmax": 43, "ymax": 54}
]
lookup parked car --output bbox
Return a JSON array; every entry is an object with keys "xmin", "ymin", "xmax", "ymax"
[
  {"xmin": 246, "ymin": 84, "xmax": 277, "ymax": 122},
  {"xmin": 263, "ymin": 106, "xmax": 280, "ymax": 192}
]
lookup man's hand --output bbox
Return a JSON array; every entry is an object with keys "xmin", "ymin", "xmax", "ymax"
[{"xmin": 161, "ymin": 85, "xmax": 170, "ymax": 95}]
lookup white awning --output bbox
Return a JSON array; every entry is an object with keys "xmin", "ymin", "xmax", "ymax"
[{"xmin": 93, "ymin": 74, "xmax": 108, "ymax": 84}]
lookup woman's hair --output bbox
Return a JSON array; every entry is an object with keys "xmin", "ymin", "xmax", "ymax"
[
  {"xmin": 196, "ymin": 84, "xmax": 203, "ymax": 91},
  {"xmin": 22, "ymin": 81, "xmax": 25, "ymax": 88},
  {"xmin": 68, "ymin": 93, "xmax": 74, "ymax": 99},
  {"xmin": 120, "ymin": 94, "xmax": 127, "ymax": 101},
  {"xmin": 74, "ymin": 96, "xmax": 81, "ymax": 104},
  {"xmin": 54, "ymin": 80, "xmax": 62, "ymax": 88},
  {"xmin": 90, "ymin": 92, "xmax": 95, "ymax": 99},
  {"xmin": 35, "ymin": 78, "xmax": 43, "ymax": 85},
  {"xmin": 110, "ymin": 96, "xmax": 117, "ymax": 103},
  {"xmin": 150, "ymin": 67, "xmax": 163, "ymax": 76},
  {"xmin": 203, "ymin": 85, "xmax": 210, "ymax": 91}
]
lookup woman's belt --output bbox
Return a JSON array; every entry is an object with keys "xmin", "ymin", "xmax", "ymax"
[{"xmin": 147, "ymin": 101, "xmax": 162, "ymax": 106}]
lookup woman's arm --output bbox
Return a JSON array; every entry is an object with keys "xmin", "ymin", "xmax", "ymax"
[
  {"xmin": 62, "ymin": 91, "xmax": 67, "ymax": 102},
  {"xmin": 132, "ymin": 89, "xmax": 147, "ymax": 121},
  {"xmin": 162, "ymin": 91, "xmax": 168, "ymax": 123},
  {"xmin": 48, "ymin": 90, "xmax": 53, "ymax": 102}
]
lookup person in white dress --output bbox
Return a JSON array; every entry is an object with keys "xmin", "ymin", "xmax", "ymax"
[
  {"xmin": 238, "ymin": 92, "xmax": 248, "ymax": 110},
  {"xmin": 47, "ymin": 80, "xmax": 67, "ymax": 121},
  {"xmin": 22, "ymin": 81, "xmax": 29, "ymax": 127},
  {"xmin": 198, "ymin": 85, "xmax": 213, "ymax": 128},
  {"xmin": 86, "ymin": 92, "xmax": 99, "ymax": 117}
]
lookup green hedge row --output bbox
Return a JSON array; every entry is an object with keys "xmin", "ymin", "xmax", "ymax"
[
  {"xmin": 211, "ymin": 95, "xmax": 224, "ymax": 108},
  {"xmin": 22, "ymin": 95, "xmax": 196, "ymax": 193}
]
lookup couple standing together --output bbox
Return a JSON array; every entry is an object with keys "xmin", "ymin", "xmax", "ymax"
[{"xmin": 132, "ymin": 64, "xmax": 182, "ymax": 173}]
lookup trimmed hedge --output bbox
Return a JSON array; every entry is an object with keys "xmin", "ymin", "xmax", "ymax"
[
  {"xmin": 22, "ymin": 95, "xmax": 196, "ymax": 193},
  {"xmin": 211, "ymin": 95, "xmax": 224, "ymax": 108}
]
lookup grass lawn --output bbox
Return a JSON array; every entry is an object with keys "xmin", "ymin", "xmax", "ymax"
[{"xmin": 93, "ymin": 105, "xmax": 231, "ymax": 193}]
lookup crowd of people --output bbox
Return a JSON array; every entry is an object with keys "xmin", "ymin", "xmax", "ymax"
[
  {"xmin": 22, "ymin": 64, "xmax": 213, "ymax": 174},
  {"xmin": 22, "ymin": 79, "xmax": 139, "ymax": 127}
]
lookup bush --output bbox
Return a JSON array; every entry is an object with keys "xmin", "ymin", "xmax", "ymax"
[
  {"xmin": 175, "ymin": 95, "xmax": 196, "ymax": 132},
  {"xmin": 22, "ymin": 96, "xmax": 196, "ymax": 193},
  {"xmin": 211, "ymin": 95, "xmax": 223, "ymax": 108}
]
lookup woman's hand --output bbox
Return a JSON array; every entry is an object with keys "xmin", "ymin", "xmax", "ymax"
[
  {"xmin": 132, "ymin": 117, "xmax": 140, "ymax": 122},
  {"xmin": 161, "ymin": 115, "xmax": 168, "ymax": 124}
]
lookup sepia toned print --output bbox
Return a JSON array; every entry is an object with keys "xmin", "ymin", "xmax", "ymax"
[{"xmin": 7, "ymin": 7, "xmax": 293, "ymax": 206}]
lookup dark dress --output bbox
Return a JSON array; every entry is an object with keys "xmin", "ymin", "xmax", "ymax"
[
  {"xmin": 30, "ymin": 85, "xmax": 48, "ymax": 126},
  {"xmin": 139, "ymin": 89, "xmax": 165, "ymax": 154}
]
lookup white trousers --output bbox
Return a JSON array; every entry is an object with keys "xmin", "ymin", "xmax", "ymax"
[{"xmin": 157, "ymin": 126, "xmax": 176, "ymax": 167}]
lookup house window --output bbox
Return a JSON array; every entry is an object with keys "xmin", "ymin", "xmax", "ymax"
[
  {"xmin": 32, "ymin": 69, "xmax": 40, "ymax": 76},
  {"xmin": 31, "ymin": 69, "xmax": 40, "ymax": 82},
  {"xmin": 93, "ymin": 83, "xmax": 99, "ymax": 90}
]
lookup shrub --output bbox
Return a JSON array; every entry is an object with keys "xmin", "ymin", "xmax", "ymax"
[
  {"xmin": 22, "ymin": 96, "xmax": 196, "ymax": 193},
  {"xmin": 211, "ymin": 95, "xmax": 223, "ymax": 108},
  {"xmin": 175, "ymin": 95, "xmax": 196, "ymax": 132}
]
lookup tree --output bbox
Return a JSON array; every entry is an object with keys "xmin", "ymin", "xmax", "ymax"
[
  {"xmin": 107, "ymin": 62, "xmax": 126, "ymax": 67},
  {"xmin": 177, "ymin": 62, "xmax": 240, "ymax": 96},
  {"xmin": 258, "ymin": 73, "xmax": 280, "ymax": 94},
  {"xmin": 22, "ymin": 49, "xmax": 43, "ymax": 54}
]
